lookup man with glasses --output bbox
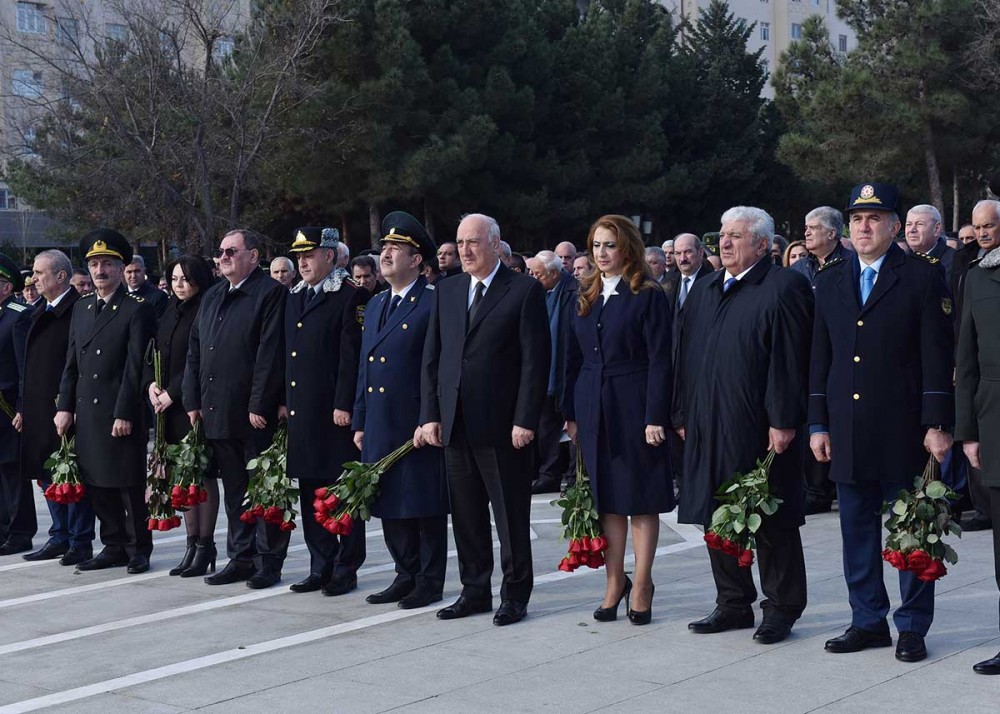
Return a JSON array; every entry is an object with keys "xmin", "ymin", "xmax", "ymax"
[{"xmin": 184, "ymin": 229, "xmax": 288, "ymax": 588}]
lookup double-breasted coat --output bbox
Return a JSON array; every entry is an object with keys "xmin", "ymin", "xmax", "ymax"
[
  {"xmin": 143, "ymin": 292, "xmax": 203, "ymax": 444},
  {"xmin": 19, "ymin": 288, "xmax": 79, "ymax": 478},
  {"xmin": 955, "ymin": 249, "xmax": 1000, "ymax": 486},
  {"xmin": 57, "ymin": 284, "xmax": 155, "ymax": 487},
  {"xmin": 284, "ymin": 269, "xmax": 369, "ymax": 481},
  {"xmin": 809, "ymin": 244, "xmax": 954, "ymax": 484},
  {"xmin": 0, "ymin": 296, "xmax": 30, "ymax": 466},
  {"xmin": 676, "ymin": 259, "xmax": 813, "ymax": 527},
  {"xmin": 563, "ymin": 279, "xmax": 674, "ymax": 515},
  {"xmin": 353, "ymin": 276, "xmax": 448, "ymax": 519}
]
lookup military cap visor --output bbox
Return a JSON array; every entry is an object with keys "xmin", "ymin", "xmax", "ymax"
[
  {"xmin": 0, "ymin": 253, "xmax": 24, "ymax": 292},
  {"xmin": 289, "ymin": 227, "xmax": 340, "ymax": 254},
  {"xmin": 846, "ymin": 182, "xmax": 900, "ymax": 213},
  {"xmin": 80, "ymin": 228, "xmax": 133, "ymax": 264},
  {"xmin": 379, "ymin": 211, "xmax": 436, "ymax": 262}
]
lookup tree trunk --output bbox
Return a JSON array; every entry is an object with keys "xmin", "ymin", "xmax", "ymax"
[
  {"xmin": 918, "ymin": 83, "xmax": 944, "ymax": 215},
  {"xmin": 424, "ymin": 198, "xmax": 435, "ymax": 240},
  {"xmin": 953, "ymin": 169, "xmax": 960, "ymax": 232},
  {"xmin": 368, "ymin": 203, "xmax": 381, "ymax": 250}
]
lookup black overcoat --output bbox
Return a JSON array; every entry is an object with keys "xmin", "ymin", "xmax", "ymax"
[
  {"xmin": 676, "ymin": 259, "xmax": 813, "ymax": 527},
  {"xmin": 353, "ymin": 276, "xmax": 448, "ymax": 519},
  {"xmin": 283, "ymin": 270, "xmax": 368, "ymax": 481},
  {"xmin": 56, "ymin": 284, "xmax": 155, "ymax": 487},
  {"xmin": 955, "ymin": 250, "xmax": 1000, "ymax": 486},
  {"xmin": 143, "ymin": 293, "xmax": 203, "ymax": 444},
  {"xmin": 0, "ymin": 296, "xmax": 30, "ymax": 465},
  {"xmin": 19, "ymin": 289, "xmax": 79, "ymax": 478},
  {"xmin": 808, "ymin": 244, "xmax": 954, "ymax": 484},
  {"xmin": 132, "ymin": 281, "xmax": 168, "ymax": 321},
  {"xmin": 183, "ymin": 269, "xmax": 286, "ymax": 441}
]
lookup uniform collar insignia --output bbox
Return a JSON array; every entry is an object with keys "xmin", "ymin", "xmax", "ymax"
[
  {"xmin": 980, "ymin": 249, "xmax": 1000, "ymax": 269},
  {"xmin": 290, "ymin": 267, "xmax": 350, "ymax": 294}
]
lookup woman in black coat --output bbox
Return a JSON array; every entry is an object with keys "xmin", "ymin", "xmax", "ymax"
[
  {"xmin": 565, "ymin": 215, "xmax": 673, "ymax": 625},
  {"xmin": 145, "ymin": 256, "xmax": 217, "ymax": 576}
]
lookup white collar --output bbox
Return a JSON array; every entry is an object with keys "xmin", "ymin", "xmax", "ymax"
[
  {"xmin": 392, "ymin": 277, "xmax": 419, "ymax": 300},
  {"xmin": 470, "ymin": 259, "xmax": 501, "ymax": 291},
  {"xmin": 858, "ymin": 253, "xmax": 888, "ymax": 272},
  {"xmin": 47, "ymin": 287, "xmax": 74, "ymax": 309}
]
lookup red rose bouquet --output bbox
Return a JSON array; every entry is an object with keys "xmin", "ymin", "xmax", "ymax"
[
  {"xmin": 881, "ymin": 457, "xmax": 960, "ymax": 582},
  {"xmin": 555, "ymin": 455, "xmax": 608, "ymax": 572},
  {"xmin": 242, "ymin": 425, "xmax": 298, "ymax": 532},
  {"xmin": 315, "ymin": 440, "xmax": 415, "ymax": 536},
  {"xmin": 145, "ymin": 347, "xmax": 181, "ymax": 531},
  {"xmin": 704, "ymin": 450, "xmax": 781, "ymax": 568},
  {"xmin": 43, "ymin": 435, "xmax": 87, "ymax": 504},
  {"xmin": 164, "ymin": 421, "xmax": 212, "ymax": 511}
]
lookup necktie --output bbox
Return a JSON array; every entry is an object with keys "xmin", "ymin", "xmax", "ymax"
[
  {"xmin": 723, "ymin": 277, "xmax": 736, "ymax": 293},
  {"xmin": 380, "ymin": 294, "xmax": 401, "ymax": 330},
  {"xmin": 306, "ymin": 287, "xmax": 319, "ymax": 304},
  {"xmin": 678, "ymin": 276, "xmax": 691, "ymax": 307},
  {"xmin": 468, "ymin": 281, "xmax": 485, "ymax": 323},
  {"xmin": 95, "ymin": 298, "xmax": 106, "ymax": 315},
  {"xmin": 860, "ymin": 266, "xmax": 876, "ymax": 305},
  {"xmin": 45, "ymin": 303, "xmax": 54, "ymax": 313}
]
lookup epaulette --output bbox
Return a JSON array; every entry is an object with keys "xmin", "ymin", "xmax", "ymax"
[
  {"xmin": 7, "ymin": 302, "xmax": 26, "ymax": 312},
  {"xmin": 817, "ymin": 256, "xmax": 846, "ymax": 273},
  {"xmin": 970, "ymin": 256, "xmax": 983, "ymax": 267},
  {"xmin": 127, "ymin": 293, "xmax": 145, "ymax": 302},
  {"xmin": 345, "ymin": 277, "xmax": 360, "ymax": 288},
  {"xmin": 912, "ymin": 251, "xmax": 940, "ymax": 265},
  {"xmin": 425, "ymin": 284, "xmax": 435, "ymax": 291}
]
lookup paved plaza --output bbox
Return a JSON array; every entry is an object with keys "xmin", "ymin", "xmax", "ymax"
[{"xmin": 0, "ymin": 489, "xmax": 997, "ymax": 713}]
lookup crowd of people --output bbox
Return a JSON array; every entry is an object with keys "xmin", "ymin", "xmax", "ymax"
[{"xmin": 0, "ymin": 180, "xmax": 998, "ymax": 675}]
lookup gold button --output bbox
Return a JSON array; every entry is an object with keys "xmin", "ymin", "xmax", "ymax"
[
  {"xmin": 367, "ymin": 387, "xmax": 373, "ymax": 393},
  {"xmin": 289, "ymin": 410, "xmax": 295, "ymax": 416},
  {"xmin": 297, "ymin": 322, "xmax": 303, "ymax": 328},
  {"xmin": 368, "ymin": 356, "xmax": 374, "ymax": 362},
  {"xmin": 857, "ymin": 320, "xmax": 863, "ymax": 327},
  {"xmin": 379, "ymin": 387, "xmax": 385, "ymax": 393},
  {"xmin": 853, "ymin": 356, "xmax": 860, "ymax": 363},
  {"xmin": 290, "ymin": 381, "xmax": 296, "ymax": 387},
  {"xmin": 402, "ymin": 324, "xmax": 408, "ymax": 330},
  {"xmin": 291, "ymin": 351, "xmax": 297, "ymax": 357},
  {"xmin": 853, "ymin": 393, "xmax": 860, "ymax": 400},
  {"xmin": 380, "ymin": 357, "xmax": 386, "ymax": 363}
]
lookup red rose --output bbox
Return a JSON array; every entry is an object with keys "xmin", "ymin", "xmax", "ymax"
[
  {"xmin": 704, "ymin": 532, "xmax": 723, "ymax": 551},
  {"xmin": 158, "ymin": 520, "xmax": 172, "ymax": 531},
  {"xmin": 578, "ymin": 552, "xmax": 590, "ymax": 567},
  {"xmin": 171, "ymin": 485, "xmax": 184, "ymax": 497},
  {"xmin": 314, "ymin": 487, "xmax": 328, "ymax": 499},
  {"xmin": 74, "ymin": 483, "xmax": 87, "ymax": 498},
  {"xmin": 324, "ymin": 519, "xmax": 342, "ymax": 535},
  {"xmin": 279, "ymin": 520, "xmax": 296, "ymax": 532},
  {"xmin": 239, "ymin": 511, "xmax": 257, "ymax": 524},
  {"xmin": 917, "ymin": 559, "xmax": 947, "ymax": 582},
  {"xmin": 581, "ymin": 536, "xmax": 592, "ymax": 551},
  {"xmin": 590, "ymin": 536, "xmax": 607, "ymax": 553},
  {"xmin": 737, "ymin": 548, "xmax": 755, "ymax": 568},
  {"xmin": 568, "ymin": 553, "xmax": 579, "ymax": 566},
  {"xmin": 147, "ymin": 518, "xmax": 157, "ymax": 530},
  {"xmin": 250, "ymin": 504, "xmax": 265, "ymax": 517},
  {"xmin": 198, "ymin": 489, "xmax": 208, "ymax": 503},
  {"xmin": 56, "ymin": 483, "xmax": 70, "ymax": 496},
  {"xmin": 324, "ymin": 494, "xmax": 340, "ymax": 510},
  {"xmin": 558, "ymin": 558, "xmax": 573, "ymax": 572},
  {"xmin": 906, "ymin": 550, "xmax": 932, "ymax": 574},
  {"xmin": 44, "ymin": 484, "xmax": 57, "ymax": 501},
  {"xmin": 263, "ymin": 506, "xmax": 283, "ymax": 524},
  {"xmin": 588, "ymin": 553, "xmax": 605, "ymax": 568},
  {"xmin": 337, "ymin": 513, "xmax": 353, "ymax": 536},
  {"xmin": 882, "ymin": 548, "xmax": 907, "ymax": 571},
  {"xmin": 172, "ymin": 516, "xmax": 182, "ymax": 528},
  {"xmin": 313, "ymin": 498, "xmax": 328, "ymax": 517},
  {"xmin": 188, "ymin": 484, "xmax": 199, "ymax": 496},
  {"xmin": 313, "ymin": 510, "xmax": 327, "ymax": 524},
  {"xmin": 569, "ymin": 539, "xmax": 583, "ymax": 554},
  {"xmin": 721, "ymin": 539, "xmax": 740, "ymax": 557}
]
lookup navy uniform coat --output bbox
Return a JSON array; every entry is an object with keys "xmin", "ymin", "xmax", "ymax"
[
  {"xmin": 57, "ymin": 285, "xmax": 155, "ymax": 487},
  {"xmin": 808, "ymin": 244, "xmax": 954, "ymax": 484},
  {"xmin": 0, "ymin": 296, "xmax": 30, "ymax": 465},
  {"xmin": 676, "ymin": 259, "xmax": 813, "ymax": 527},
  {"xmin": 563, "ymin": 279, "xmax": 674, "ymax": 515},
  {"xmin": 353, "ymin": 275, "xmax": 448, "ymax": 519},
  {"xmin": 283, "ymin": 269, "xmax": 369, "ymax": 481},
  {"xmin": 19, "ymin": 289, "xmax": 79, "ymax": 478}
]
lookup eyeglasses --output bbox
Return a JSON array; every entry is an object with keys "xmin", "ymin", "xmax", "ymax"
[{"xmin": 215, "ymin": 247, "xmax": 246, "ymax": 258}]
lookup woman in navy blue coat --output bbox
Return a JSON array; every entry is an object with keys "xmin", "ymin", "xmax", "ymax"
[{"xmin": 565, "ymin": 215, "xmax": 674, "ymax": 625}]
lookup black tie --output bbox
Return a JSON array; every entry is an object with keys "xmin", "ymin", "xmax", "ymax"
[
  {"xmin": 95, "ymin": 298, "xmax": 106, "ymax": 315},
  {"xmin": 380, "ymin": 294, "xmax": 401, "ymax": 330},
  {"xmin": 305, "ymin": 287, "xmax": 319, "ymax": 305},
  {"xmin": 468, "ymin": 281, "xmax": 485, "ymax": 326}
]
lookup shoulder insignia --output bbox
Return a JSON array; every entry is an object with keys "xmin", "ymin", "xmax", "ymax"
[
  {"xmin": 817, "ymin": 256, "xmax": 846, "ymax": 273},
  {"xmin": 346, "ymin": 277, "xmax": 360, "ymax": 288},
  {"xmin": 7, "ymin": 302, "xmax": 26, "ymax": 312},
  {"xmin": 942, "ymin": 297, "xmax": 953, "ymax": 316},
  {"xmin": 425, "ymin": 284, "xmax": 435, "ymax": 291},
  {"xmin": 127, "ymin": 293, "xmax": 145, "ymax": 302},
  {"xmin": 912, "ymin": 251, "xmax": 940, "ymax": 265},
  {"xmin": 970, "ymin": 257, "xmax": 983, "ymax": 267},
  {"xmin": 356, "ymin": 304, "xmax": 366, "ymax": 325}
]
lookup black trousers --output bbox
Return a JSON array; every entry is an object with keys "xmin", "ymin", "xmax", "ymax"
[
  {"xmin": 89, "ymin": 484, "xmax": 152, "ymax": 557},
  {"xmin": 0, "ymin": 462, "xmax": 36, "ymax": 542},
  {"xmin": 990, "ymin": 488, "xmax": 1000, "ymax": 597},
  {"xmin": 382, "ymin": 515, "xmax": 448, "ymax": 593},
  {"xmin": 299, "ymin": 478, "xmax": 365, "ymax": 580},
  {"xmin": 534, "ymin": 395, "xmax": 568, "ymax": 484},
  {"xmin": 707, "ymin": 515, "xmax": 807, "ymax": 623},
  {"xmin": 445, "ymin": 425, "xmax": 533, "ymax": 603},
  {"xmin": 212, "ymin": 438, "xmax": 290, "ymax": 574},
  {"xmin": 970, "ymin": 467, "xmax": 994, "ymax": 523},
  {"xmin": 803, "ymin": 449, "xmax": 836, "ymax": 507}
]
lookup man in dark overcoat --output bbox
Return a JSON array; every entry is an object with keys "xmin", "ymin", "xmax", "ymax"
[
  {"xmin": 17, "ymin": 250, "xmax": 94, "ymax": 564},
  {"xmin": 676, "ymin": 206, "xmax": 813, "ymax": 645},
  {"xmin": 0, "ymin": 252, "xmax": 32, "ymax": 555},
  {"xmin": 420, "ymin": 213, "xmax": 550, "ymax": 627},
  {"xmin": 183, "ymin": 229, "xmax": 287, "ymax": 588},
  {"xmin": 354, "ymin": 212, "xmax": 449, "ymax": 609},
  {"xmin": 55, "ymin": 230, "xmax": 155, "ymax": 573},
  {"xmin": 810, "ymin": 183, "xmax": 954, "ymax": 663},
  {"xmin": 280, "ymin": 227, "xmax": 369, "ymax": 596},
  {"xmin": 955, "ymin": 246, "xmax": 1000, "ymax": 674}
]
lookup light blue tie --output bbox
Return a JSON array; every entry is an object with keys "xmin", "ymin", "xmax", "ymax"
[
  {"xmin": 860, "ymin": 266, "xmax": 875, "ymax": 305},
  {"xmin": 723, "ymin": 277, "xmax": 736, "ymax": 293}
]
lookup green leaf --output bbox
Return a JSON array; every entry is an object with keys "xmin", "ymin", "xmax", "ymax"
[
  {"xmin": 760, "ymin": 500, "xmax": 777, "ymax": 516},
  {"xmin": 943, "ymin": 544, "xmax": 958, "ymax": 565},
  {"xmin": 747, "ymin": 513, "xmax": 762, "ymax": 533},
  {"xmin": 891, "ymin": 500, "xmax": 908, "ymax": 516},
  {"xmin": 924, "ymin": 481, "xmax": 947, "ymax": 500},
  {"xmin": 926, "ymin": 533, "xmax": 939, "ymax": 544}
]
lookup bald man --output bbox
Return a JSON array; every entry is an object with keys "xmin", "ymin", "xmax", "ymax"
[
  {"xmin": 269, "ymin": 257, "xmax": 297, "ymax": 289},
  {"xmin": 554, "ymin": 242, "xmax": 576, "ymax": 273}
]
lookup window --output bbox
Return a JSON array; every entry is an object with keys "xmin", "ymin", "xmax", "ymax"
[
  {"xmin": 56, "ymin": 17, "xmax": 79, "ymax": 45},
  {"xmin": 12, "ymin": 70, "xmax": 44, "ymax": 99},
  {"xmin": 761, "ymin": 22, "xmax": 770, "ymax": 41},
  {"xmin": 16, "ymin": 3, "xmax": 46, "ymax": 34},
  {"xmin": 812, "ymin": 0, "xmax": 821, "ymax": 5},
  {"xmin": 839, "ymin": 34, "xmax": 848, "ymax": 52},
  {"xmin": 791, "ymin": 23, "xmax": 802, "ymax": 39},
  {"xmin": 0, "ymin": 190, "xmax": 18, "ymax": 211},
  {"xmin": 106, "ymin": 23, "xmax": 127, "ymax": 42},
  {"xmin": 213, "ymin": 36, "xmax": 235, "ymax": 62}
]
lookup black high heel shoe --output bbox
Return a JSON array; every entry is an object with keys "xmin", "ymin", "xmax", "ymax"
[
  {"xmin": 593, "ymin": 576, "xmax": 632, "ymax": 622},
  {"xmin": 169, "ymin": 536, "xmax": 198, "ymax": 576},
  {"xmin": 180, "ymin": 539, "xmax": 217, "ymax": 578},
  {"xmin": 628, "ymin": 583, "xmax": 655, "ymax": 625}
]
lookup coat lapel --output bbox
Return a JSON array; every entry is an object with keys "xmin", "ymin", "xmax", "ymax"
[
  {"xmin": 81, "ymin": 285, "xmax": 125, "ymax": 347},
  {"xmin": 466, "ymin": 263, "xmax": 510, "ymax": 337},
  {"xmin": 859, "ymin": 244, "xmax": 902, "ymax": 315},
  {"xmin": 373, "ymin": 276, "xmax": 426, "ymax": 348}
]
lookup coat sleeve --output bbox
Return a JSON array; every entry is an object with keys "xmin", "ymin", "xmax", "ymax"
[
  {"xmin": 336, "ymin": 286, "xmax": 369, "ymax": 413},
  {"xmin": 115, "ymin": 302, "xmax": 155, "ymax": 422},
  {"xmin": 807, "ymin": 281, "xmax": 833, "ymax": 429},
  {"xmin": 182, "ymin": 304, "xmax": 203, "ymax": 411},
  {"xmin": 920, "ymin": 266, "xmax": 955, "ymax": 428},
  {"xmin": 419, "ymin": 288, "xmax": 442, "ymax": 425},
  {"xmin": 12, "ymin": 310, "xmax": 30, "ymax": 412},
  {"xmin": 643, "ymin": 286, "xmax": 673, "ymax": 427},
  {"xmin": 562, "ymin": 313, "xmax": 582, "ymax": 422},
  {"xmin": 248, "ymin": 284, "xmax": 286, "ymax": 418},
  {"xmin": 57, "ymin": 311, "xmax": 79, "ymax": 412},
  {"xmin": 954, "ymin": 270, "xmax": 980, "ymax": 441},
  {"xmin": 765, "ymin": 272, "xmax": 813, "ymax": 430},
  {"xmin": 513, "ymin": 279, "xmax": 551, "ymax": 431}
]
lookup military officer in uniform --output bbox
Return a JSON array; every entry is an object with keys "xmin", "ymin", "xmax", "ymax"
[
  {"xmin": 280, "ymin": 227, "xmax": 370, "ymax": 597},
  {"xmin": 0, "ymin": 253, "xmax": 32, "ymax": 555},
  {"xmin": 55, "ymin": 230, "xmax": 155, "ymax": 573},
  {"xmin": 810, "ymin": 183, "xmax": 954, "ymax": 663},
  {"xmin": 354, "ymin": 212, "xmax": 449, "ymax": 609}
]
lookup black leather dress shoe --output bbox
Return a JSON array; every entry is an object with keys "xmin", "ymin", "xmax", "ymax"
[
  {"xmin": 60, "ymin": 547, "xmax": 92, "ymax": 566},
  {"xmin": 289, "ymin": 574, "xmax": 329, "ymax": 593},
  {"xmin": 493, "ymin": 600, "xmax": 527, "ymax": 626},
  {"xmin": 398, "ymin": 587, "xmax": 443, "ymax": 610},
  {"xmin": 322, "ymin": 575, "xmax": 358, "ymax": 597},
  {"xmin": 76, "ymin": 549, "xmax": 129, "ymax": 571},
  {"xmin": 204, "ymin": 560, "xmax": 254, "ymax": 585},
  {"xmin": 437, "ymin": 595, "xmax": 493, "ymax": 620},
  {"xmin": 895, "ymin": 631, "xmax": 927, "ymax": 662},
  {"xmin": 366, "ymin": 579, "xmax": 415, "ymax": 604},
  {"xmin": 247, "ymin": 571, "xmax": 281, "ymax": 589},
  {"xmin": 753, "ymin": 618, "xmax": 793, "ymax": 644},
  {"xmin": 962, "ymin": 515, "xmax": 993, "ymax": 531},
  {"xmin": 824, "ymin": 626, "xmax": 892, "ymax": 653},
  {"xmin": 126, "ymin": 554, "xmax": 150, "ymax": 574},
  {"xmin": 23, "ymin": 541, "xmax": 70, "ymax": 561},
  {"xmin": 688, "ymin": 607, "xmax": 755, "ymax": 634},
  {"xmin": 973, "ymin": 651, "xmax": 1000, "ymax": 674},
  {"xmin": 0, "ymin": 539, "xmax": 33, "ymax": 556}
]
